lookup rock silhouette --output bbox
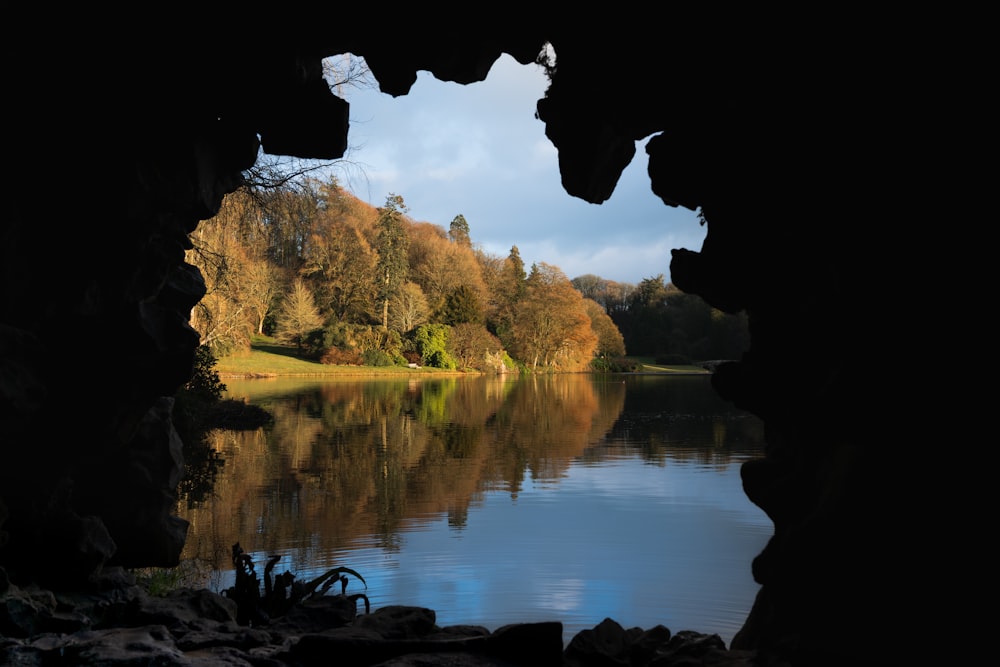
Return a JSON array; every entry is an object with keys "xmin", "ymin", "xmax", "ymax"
[{"xmin": 2, "ymin": 17, "xmax": 965, "ymax": 666}]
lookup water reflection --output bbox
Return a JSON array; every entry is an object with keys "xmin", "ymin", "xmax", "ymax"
[{"xmin": 177, "ymin": 374, "xmax": 770, "ymax": 645}]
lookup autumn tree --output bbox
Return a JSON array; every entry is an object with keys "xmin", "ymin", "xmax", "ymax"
[
  {"xmin": 301, "ymin": 177, "xmax": 379, "ymax": 323},
  {"xmin": 389, "ymin": 281, "xmax": 430, "ymax": 333},
  {"xmin": 447, "ymin": 322, "xmax": 503, "ymax": 371},
  {"xmin": 408, "ymin": 221, "xmax": 487, "ymax": 320},
  {"xmin": 584, "ymin": 298, "xmax": 626, "ymax": 358},
  {"xmin": 474, "ymin": 249, "xmax": 504, "ymax": 324},
  {"xmin": 187, "ymin": 191, "xmax": 263, "ymax": 355},
  {"xmin": 375, "ymin": 193, "xmax": 410, "ymax": 329},
  {"xmin": 275, "ymin": 279, "xmax": 324, "ymax": 352},
  {"xmin": 508, "ymin": 262, "xmax": 598, "ymax": 371},
  {"xmin": 242, "ymin": 256, "xmax": 279, "ymax": 335}
]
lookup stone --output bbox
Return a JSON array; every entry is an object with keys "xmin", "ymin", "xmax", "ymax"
[{"xmin": 0, "ymin": 578, "xmax": 765, "ymax": 666}]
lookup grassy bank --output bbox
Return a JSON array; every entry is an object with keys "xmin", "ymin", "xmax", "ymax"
[{"xmin": 213, "ymin": 337, "xmax": 709, "ymax": 378}]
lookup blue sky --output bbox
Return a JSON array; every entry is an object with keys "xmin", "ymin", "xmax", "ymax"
[{"xmin": 333, "ymin": 54, "xmax": 706, "ymax": 286}]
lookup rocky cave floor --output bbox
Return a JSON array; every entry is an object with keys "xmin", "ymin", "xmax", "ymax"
[{"xmin": 0, "ymin": 567, "xmax": 763, "ymax": 666}]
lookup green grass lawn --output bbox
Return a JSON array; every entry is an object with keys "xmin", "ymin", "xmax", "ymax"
[
  {"xmin": 213, "ymin": 338, "xmax": 710, "ymax": 377},
  {"xmin": 213, "ymin": 336, "xmax": 465, "ymax": 377}
]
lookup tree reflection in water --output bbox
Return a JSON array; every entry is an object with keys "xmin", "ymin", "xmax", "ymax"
[{"xmin": 176, "ymin": 374, "xmax": 768, "ymax": 644}]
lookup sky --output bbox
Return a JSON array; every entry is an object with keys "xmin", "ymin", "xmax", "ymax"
[{"xmin": 329, "ymin": 54, "xmax": 706, "ymax": 286}]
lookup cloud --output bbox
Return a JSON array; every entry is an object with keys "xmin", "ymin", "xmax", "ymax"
[{"xmin": 339, "ymin": 54, "xmax": 705, "ymax": 285}]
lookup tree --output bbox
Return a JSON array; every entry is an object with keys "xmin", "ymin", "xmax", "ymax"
[
  {"xmin": 389, "ymin": 281, "xmax": 430, "ymax": 333},
  {"xmin": 447, "ymin": 322, "xmax": 503, "ymax": 370},
  {"xmin": 301, "ymin": 181, "xmax": 379, "ymax": 323},
  {"xmin": 571, "ymin": 273, "xmax": 635, "ymax": 316},
  {"xmin": 616, "ymin": 274, "xmax": 676, "ymax": 356},
  {"xmin": 448, "ymin": 214, "xmax": 471, "ymax": 247},
  {"xmin": 602, "ymin": 280, "xmax": 635, "ymax": 319},
  {"xmin": 244, "ymin": 256, "xmax": 278, "ymax": 335},
  {"xmin": 413, "ymin": 323, "xmax": 456, "ymax": 369},
  {"xmin": 609, "ymin": 274, "xmax": 749, "ymax": 361},
  {"xmin": 186, "ymin": 194, "xmax": 260, "ymax": 356},
  {"xmin": 504, "ymin": 245, "xmax": 527, "ymax": 299},
  {"xmin": 275, "ymin": 279, "xmax": 324, "ymax": 352},
  {"xmin": 439, "ymin": 284, "xmax": 483, "ymax": 325},
  {"xmin": 508, "ymin": 262, "xmax": 598, "ymax": 370},
  {"xmin": 375, "ymin": 194, "xmax": 410, "ymax": 329},
  {"xmin": 488, "ymin": 245, "xmax": 527, "ymax": 343},
  {"xmin": 584, "ymin": 298, "xmax": 626, "ymax": 358},
  {"xmin": 571, "ymin": 274, "xmax": 606, "ymax": 302},
  {"xmin": 408, "ymin": 221, "xmax": 487, "ymax": 319},
  {"xmin": 474, "ymin": 249, "xmax": 505, "ymax": 326}
]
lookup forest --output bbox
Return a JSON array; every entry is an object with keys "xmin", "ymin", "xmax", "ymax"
[{"xmin": 186, "ymin": 168, "xmax": 749, "ymax": 374}]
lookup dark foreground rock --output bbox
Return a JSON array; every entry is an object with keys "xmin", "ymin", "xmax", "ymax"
[{"xmin": 0, "ymin": 570, "xmax": 756, "ymax": 667}]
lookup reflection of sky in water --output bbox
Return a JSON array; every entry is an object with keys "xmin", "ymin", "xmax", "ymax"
[{"xmin": 274, "ymin": 457, "xmax": 774, "ymax": 647}]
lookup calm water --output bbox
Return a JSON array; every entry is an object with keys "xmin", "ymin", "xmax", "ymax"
[{"xmin": 176, "ymin": 373, "xmax": 771, "ymax": 646}]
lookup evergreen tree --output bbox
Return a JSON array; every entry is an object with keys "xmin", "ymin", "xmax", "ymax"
[
  {"xmin": 492, "ymin": 245, "xmax": 527, "ymax": 344},
  {"xmin": 448, "ymin": 214, "xmax": 471, "ymax": 247},
  {"xmin": 506, "ymin": 246, "xmax": 527, "ymax": 298},
  {"xmin": 439, "ymin": 284, "xmax": 483, "ymax": 325},
  {"xmin": 375, "ymin": 193, "xmax": 410, "ymax": 329}
]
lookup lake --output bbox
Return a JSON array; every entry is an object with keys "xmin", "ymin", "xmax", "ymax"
[{"xmin": 175, "ymin": 373, "xmax": 771, "ymax": 646}]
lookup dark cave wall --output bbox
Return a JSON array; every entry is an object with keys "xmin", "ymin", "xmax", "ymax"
[{"xmin": 1, "ymin": 21, "xmax": 944, "ymax": 666}]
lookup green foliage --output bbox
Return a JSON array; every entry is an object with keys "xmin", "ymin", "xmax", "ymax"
[
  {"xmin": 190, "ymin": 167, "xmax": 744, "ymax": 372},
  {"xmin": 131, "ymin": 560, "xmax": 215, "ymax": 597},
  {"xmin": 362, "ymin": 348, "xmax": 402, "ymax": 367},
  {"xmin": 413, "ymin": 379, "xmax": 456, "ymax": 425},
  {"xmin": 321, "ymin": 321, "xmax": 355, "ymax": 348},
  {"xmin": 438, "ymin": 284, "xmax": 483, "ymax": 325},
  {"xmin": 612, "ymin": 275, "xmax": 749, "ymax": 361},
  {"xmin": 413, "ymin": 323, "xmax": 457, "ymax": 369},
  {"xmin": 448, "ymin": 214, "xmax": 471, "ymax": 246},
  {"xmin": 302, "ymin": 328, "xmax": 328, "ymax": 359},
  {"xmin": 186, "ymin": 345, "xmax": 228, "ymax": 403},
  {"xmin": 174, "ymin": 345, "xmax": 226, "ymax": 445},
  {"xmin": 375, "ymin": 193, "xmax": 410, "ymax": 328}
]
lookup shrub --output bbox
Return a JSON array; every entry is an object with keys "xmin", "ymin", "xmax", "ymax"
[
  {"xmin": 362, "ymin": 348, "xmax": 399, "ymax": 367},
  {"xmin": 174, "ymin": 345, "xmax": 226, "ymax": 439},
  {"xmin": 412, "ymin": 324, "xmax": 457, "ymax": 369},
  {"xmin": 320, "ymin": 347, "xmax": 363, "ymax": 365},
  {"xmin": 591, "ymin": 355, "xmax": 643, "ymax": 373},
  {"xmin": 302, "ymin": 328, "xmax": 329, "ymax": 359},
  {"xmin": 184, "ymin": 345, "xmax": 227, "ymax": 402}
]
